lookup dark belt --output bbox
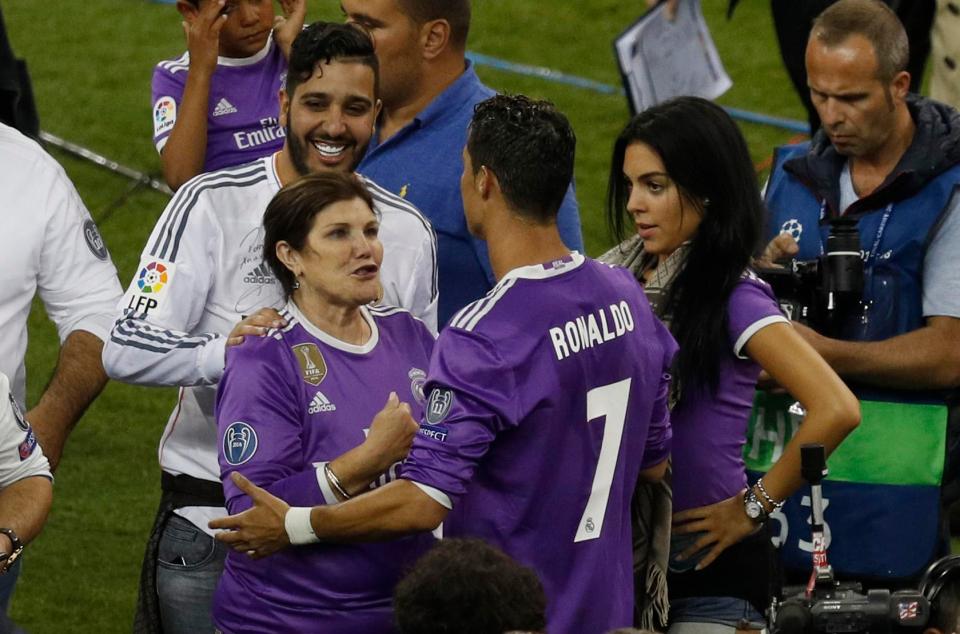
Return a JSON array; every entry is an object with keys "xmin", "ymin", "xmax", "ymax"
[{"xmin": 133, "ymin": 472, "xmax": 225, "ymax": 633}]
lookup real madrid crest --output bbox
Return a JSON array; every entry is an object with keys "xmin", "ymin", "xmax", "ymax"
[
  {"xmin": 408, "ymin": 368, "xmax": 427, "ymax": 405},
  {"xmin": 292, "ymin": 343, "xmax": 327, "ymax": 386}
]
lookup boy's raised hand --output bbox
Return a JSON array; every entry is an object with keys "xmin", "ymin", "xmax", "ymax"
[
  {"xmin": 182, "ymin": 0, "xmax": 228, "ymax": 76},
  {"xmin": 274, "ymin": 0, "xmax": 307, "ymax": 60}
]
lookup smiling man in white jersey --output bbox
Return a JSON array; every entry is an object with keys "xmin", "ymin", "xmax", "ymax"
[{"xmin": 104, "ymin": 22, "xmax": 436, "ymax": 633}]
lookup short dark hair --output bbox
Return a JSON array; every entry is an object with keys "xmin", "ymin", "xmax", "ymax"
[
  {"xmin": 394, "ymin": 539, "xmax": 547, "ymax": 634},
  {"xmin": 811, "ymin": 0, "xmax": 908, "ymax": 82},
  {"xmin": 286, "ymin": 22, "xmax": 379, "ymax": 98},
  {"xmin": 396, "ymin": 0, "xmax": 471, "ymax": 49},
  {"xmin": 262, "ymin": 172, "xmax": 375, "ymax": 298},
  {"xmin": 467, "ymin": 94, "xmax": 575, "ymax": 224}
]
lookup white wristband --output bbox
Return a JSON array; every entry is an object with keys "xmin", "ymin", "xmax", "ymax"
[{"xmin": 284, "ymin": 507, "xmax": 320, "ymax": 545}]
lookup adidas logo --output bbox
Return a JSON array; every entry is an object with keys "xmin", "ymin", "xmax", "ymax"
[
  {"xmin": 243, "ymin": 262, "xmax": 275, "ymax": 285},
  {"xmin": 309, "ymin": 391, "xmax": 337, "ymax": 414},
  {"xmin": 213, "ymin": 98, "xmax": 238, "ymax": 117}
]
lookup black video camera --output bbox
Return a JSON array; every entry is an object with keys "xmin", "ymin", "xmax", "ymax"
[
  {"xmin": 769, "ymin": 445, "xmax": 930, "ymax": 634},
  {"xmin": 757, "ymin": 218, "xmax": 864, "ymax": 338},
  {"xmin": 774, "ymin": 583, "xmax": 929, "ymax": 634}
]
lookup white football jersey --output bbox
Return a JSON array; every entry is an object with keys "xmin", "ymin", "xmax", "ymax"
[
  {"xmin": 0, "ymin": 372, "xmax": 51, "ymax": 487},
  {"xmin": 102, "ymin": 154, "xmax": 438, "ymax": 526},
  {"xmin": 0, "ymin": 123, "xmax": 122, "ymax": 407}
]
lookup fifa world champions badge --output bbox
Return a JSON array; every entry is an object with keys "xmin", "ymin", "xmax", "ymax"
[{"xmin": 293, "ymin": 344, "xmax": 327, "ymax": 386}]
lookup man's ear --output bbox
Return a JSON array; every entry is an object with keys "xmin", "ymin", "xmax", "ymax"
[
  {"xmin": 278, "ymin": 88, "xmax": 290, "ymax": 127},
  {"xmin": 891, "ymin": 70, "xmax": 911, "ymax": 100},
  {"xmin": 421, "ymin": 19, "xmax": 451, "ymax": 61},
  {"xmin": 477, "ymin": 165, "xmax": 497, "ymax": 201},
  {"xmin": 176, "ymin": 0, "xmax": 199, "ymax": 20}
]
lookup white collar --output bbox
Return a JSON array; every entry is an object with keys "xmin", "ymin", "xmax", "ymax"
[
  {"xmin": 499, "ymin": 251, "xmax": 585, "ymax": 283},
  {"xmin": 216, "ymin": 35, "xmax": 273, "ymax": 67},
  {"xmin": 285, "ymin": 300, "xmax": 380, "ymax": 355}
]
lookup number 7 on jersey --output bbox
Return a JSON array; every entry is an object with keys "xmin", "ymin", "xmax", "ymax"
[{"xmin": 575, "ymin": 378, "xmax": 632, "ymax": 543}]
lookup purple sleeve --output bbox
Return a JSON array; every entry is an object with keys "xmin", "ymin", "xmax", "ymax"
[
  {"xmin": 727, "ymin": 274, "xmax": 789, "ymax": 357},
  {"xmin": 400, "ymin": 327, "xmax": 517, "ymax": 504},
  {"xmin": 151, "ymin": 64, "xmax": 183, "ymax": 152},
  {"xmin": 640, "ymin": 318, "xmax": 677, "ymax": 469},
  {"xmin": 216, "ymin": 339, "xmax": 327, "ymax": 512}
]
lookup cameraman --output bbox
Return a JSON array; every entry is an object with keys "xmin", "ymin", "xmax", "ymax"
[{"xmin": 762, "ymin": 0, "xmax": 960, "ymax": 586}]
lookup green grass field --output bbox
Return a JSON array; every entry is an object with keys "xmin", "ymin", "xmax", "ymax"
[{"xmin": 3, "ymin": 1, "xmax": 807, "ymax": 630}]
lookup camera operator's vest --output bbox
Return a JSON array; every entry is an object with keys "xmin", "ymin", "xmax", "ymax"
[{"xmin": 747, "ymin": 142, "xmax": 960, "ymax": 583}]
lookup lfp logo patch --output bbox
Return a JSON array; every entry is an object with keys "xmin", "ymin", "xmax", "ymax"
[
  {"xmin": 137, "ymin": 261, "xmax": 169, "ymax": 294},
  {"xmin": 153, "ymin": 96, "xmax": 177, "ymax": 136},
  {"xmin": 223, "ymin": 422, "xmax": 258, "ymax": 466}
]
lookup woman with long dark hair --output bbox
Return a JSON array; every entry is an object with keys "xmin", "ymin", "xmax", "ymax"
[{"xmin": 604, "ymin": 97, "xmax": 860, "ymax": 632}]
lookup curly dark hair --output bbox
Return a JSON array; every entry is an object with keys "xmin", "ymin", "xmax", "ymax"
[
  {"xmin": 286, "ymin": 22, "xmax": 379, "ymax": 98},
  {"xmin": 467, "ymin": 94, "xmax": 575, "ymax": 224},
  {"xmin": 394, "ymin": 538, "xmax": 547, "ymax": 634}
]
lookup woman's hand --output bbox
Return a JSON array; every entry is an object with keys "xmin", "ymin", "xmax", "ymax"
[
  {"xmin": 672, "ymin": 489, "xmax": 759, "ymax": 570},
  {"xmin": 227, "ymin": 308, "xmax": 286, "ymax": 346},
  {"xmin": 210, "ymin": 472, "xmax": 291, "ymax": 559},
  {"xmin": 361, "ymin": 392, "xmax": 420, "ymax": 472}
]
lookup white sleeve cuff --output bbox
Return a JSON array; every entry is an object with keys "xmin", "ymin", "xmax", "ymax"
[
  {"xmin": 733, "ymin": 315, "xmax": 790, "ymax": 359},
  {"xmin": 199, "ymin": 336, "xmax": 228, "ymax": 383},
  {"xmin": 411, "ymin": 481, "xmax": 453, "ymax": 510},
  {"xmin": 65, "ymin": 313, "xmax": 117, "ymax": 345},
  {"xmin": 314, "ymin": 461, "xmax": 339, "ymax": 505}
]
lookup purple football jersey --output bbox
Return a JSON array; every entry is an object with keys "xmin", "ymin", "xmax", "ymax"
[
  {"xmin": 213, "ymin": 303, "xmax": 436, "ymax": 634},
  {"xmin": 401, "ymin": 254, "xmax": 677, "ymax": 634},
  {"xmin": 152, "ymin": 38, "xmax": 286, "ymax": 174},
  {"xmin": 671, "ymin": 273, "xmax": 788, "ymax": 512}
]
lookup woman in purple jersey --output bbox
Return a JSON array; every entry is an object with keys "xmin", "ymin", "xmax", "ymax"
[
  {"xmin": 212, "ymin": 172, "xmax": 435, "ymax": 633},
  {"xmin": 604, "ymin": 97, "xmax": 860, "ymax": 633}
]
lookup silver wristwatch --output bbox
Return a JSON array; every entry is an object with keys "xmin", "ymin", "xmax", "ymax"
[{"xmin": 743, "ymin": 487, "xmax": 769, "ymax": 524}]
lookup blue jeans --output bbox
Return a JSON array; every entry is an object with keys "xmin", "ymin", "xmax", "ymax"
[
  {"xmin": 156, "ymin": 514, "xmax": 226, "ymax": 634},
  {"xmin": 0, "ymin": 557, "xmax": 21, "ymax": 614}
]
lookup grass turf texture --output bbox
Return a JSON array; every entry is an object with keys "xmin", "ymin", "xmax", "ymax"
[{"xmin": 3, "ymin": 1, "xmax": 805, "ymax": 630}]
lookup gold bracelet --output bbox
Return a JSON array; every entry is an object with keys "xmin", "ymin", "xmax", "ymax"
[{"xmin": 324, "ymin": 463, "xmax": 351, "ymax": 500}]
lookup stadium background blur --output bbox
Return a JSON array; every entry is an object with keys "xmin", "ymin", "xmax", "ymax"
[{"xmin": 7, "ymin": 1, "xmax": 816, "ymax": 630}]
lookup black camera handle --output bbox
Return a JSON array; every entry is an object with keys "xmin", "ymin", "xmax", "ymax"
[{"xmin": 801, "ymin": 444, "xmax": 835, "ymax": 596}]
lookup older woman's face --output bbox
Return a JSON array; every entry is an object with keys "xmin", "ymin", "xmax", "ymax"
[{"xmin": 296, "ymin": 197, "xmax": 383, "ymax": 307}]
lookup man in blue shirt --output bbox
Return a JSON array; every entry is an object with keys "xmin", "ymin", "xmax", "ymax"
[{"xmin": 343, "ymin": 0, "xmax": 583, "ymax": 326}]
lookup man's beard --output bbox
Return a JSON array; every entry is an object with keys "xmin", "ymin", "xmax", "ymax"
[{"xmin": 284, "ymin": 120, "xmax": 368, "ymax": 176}]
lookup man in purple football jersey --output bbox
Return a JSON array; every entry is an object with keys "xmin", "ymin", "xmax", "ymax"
[{"xmin": 212, "ymin": 95, "xmax": 675, "ymax": 634}]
